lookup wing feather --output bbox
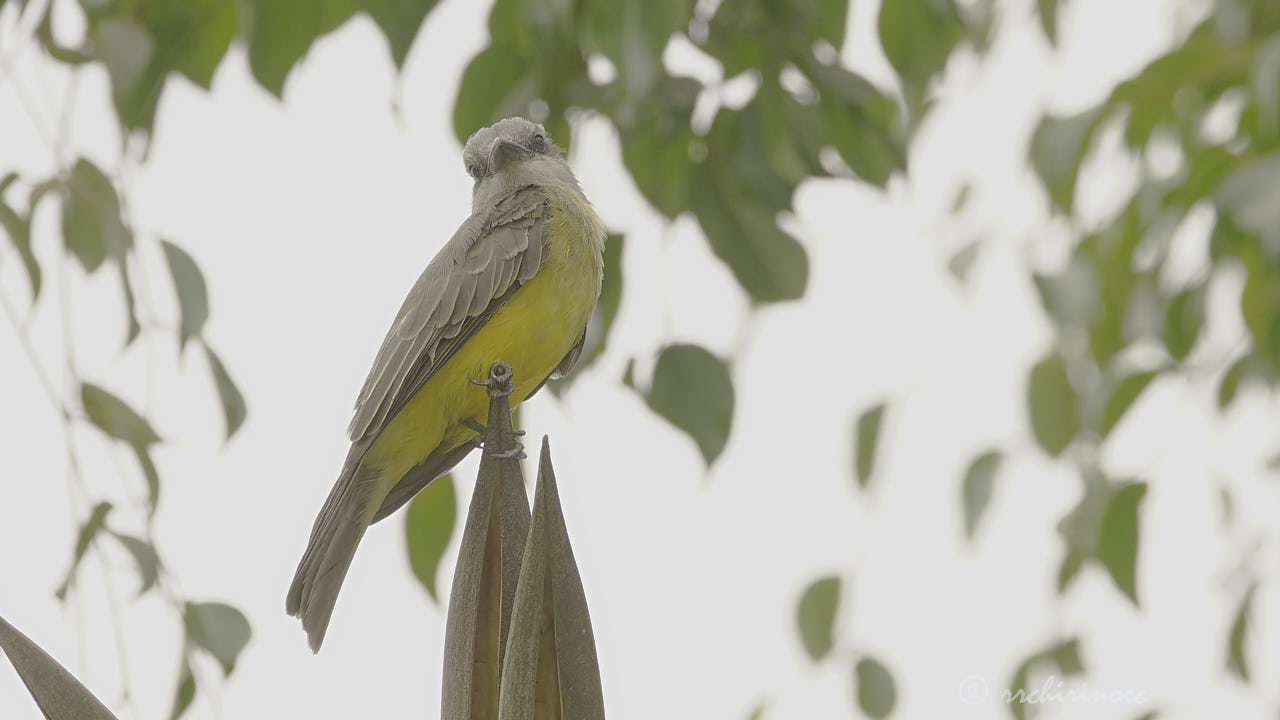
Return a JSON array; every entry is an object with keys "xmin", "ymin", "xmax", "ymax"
[{"xmin": 346, "ymin": 187, "xmax": 551, "ymax": 441}]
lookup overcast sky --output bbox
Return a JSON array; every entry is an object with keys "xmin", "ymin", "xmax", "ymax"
[{"xmin": 1, "ymin": 0, "xmax": 1275, "ymax": 718}]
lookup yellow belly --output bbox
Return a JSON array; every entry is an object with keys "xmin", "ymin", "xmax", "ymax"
[{"xmin": 362, "ymin": 195, "xmax": 603, "ymax": 490}]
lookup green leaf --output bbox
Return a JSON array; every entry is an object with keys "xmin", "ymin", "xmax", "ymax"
[
  {"xmin": 1227, "ymin": 584, "xmax": 1255, "ymax": 682},
  {"xmin": 961, "ymin": 450, "xmax": 1002, "ymax": 540},
  {"xmin": 169, "ymin": 655, "xmax": 196, "ymax": 720},
  {"xmin": 183, "ymin": 602, "xmax": 251, "ymax": 675},
  {"xmin": 247, "ymin": 0, "xmax": 356, "ymax": 96},
  {"xmin": 1029, "ymin": 106, "xmax": 1104, "ymax": 214},
  {"xmin": 0, "ymin": 191, "xmax": 40, "ymax": 299},
  {"xmin": 1096, "ymin": 482, "xmax": 1147, "ymax": 606},
  {"xmin": 854, "ymin": 403, "xmax": 886, "ymax": 489},
  {"xmin": 854, "ymin": 656, "xmax": 897, "ymax": 719},
  {"xmin": 947, "ymin": 241, "xmax": 979, "ymax": 283},
  {"xmin": 1007, "ymin": 638, "xmax": 1084, "ymax": 720},
  {"xmin": 204, "ymin": 346, "xmax": 247, "ymax": 441},
  {"xmin": 1038, "ymin": 0, "xmax": 1062, "ymax": 46},
  {"xmin": 1218, "ymin": 355, "xmax": 1251, "ymax": 409},
  {"xmin": 796, "ymin": 575, "xmax": 840, "ymax": 661},
  {"xmin": 1028, "ymin": 353, "xmax": 1078, "ymax": 456},
  {"xmin": 645, "ymin": 344, "xmax": 735, "ymax": 466},
  {"xmin": 619, "ymin": 103, "xmax": 695, "ymax": 218},
  {"xmin": 62, "ymin": 159, "xmax": 130, "ymax": 273},
  {"xmin": 1055, "ymin": 471, "xmax": 1108, "ymax": 594},
  {"xmin": 153, "ymin": 0, "xmax": 239, "ymax": 90},
  {"xmin": 93, "ymin": 17, "xmax": 159, "ymax": 130},
  {"xmin": 878, "ymin": 0, "xmax": 964, "ymax": 112},
  {"xmin": 81, "ymin": 383, "xmax": 161, "ymax": 448},
  {"xmin": 1100, "ymin": 370, "xmax": 1160, "ymax": 437},
  {"xmin": 405, "ymin": 473, "xmax": 456, "ymax": 604},
  {"xmin": 1163, "ymin": 286, "xmax": 1204, "ymax": 361},
  {"xmin": 807, "ymin": 62, "xmax": 905, "ymax": 186},
  {"xmin": 452, "ymin": 43, "xmax": 532, "ymax": 144},
  {"xmin": 691, "ymin": 162, "xmax": 809, "ymax": 303},
  {"xmin": 54, "ymin": 502, "xmax": 112, "ymax": 601},
  {"xmin": 362, "ymin": 0, "xmax": 439, "ymax": 67},
  {"xmin": 160, "ymin": 240, "xmax": 209, "ymax": 351},
  {"xmin": 108, "ymin": 531, "xmax": 161, "ymax": 595}
]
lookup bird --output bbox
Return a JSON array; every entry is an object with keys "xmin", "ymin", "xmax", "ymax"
[{"xmin": 286, "ymin": 117, "xmax": 605, "ymax": 651}]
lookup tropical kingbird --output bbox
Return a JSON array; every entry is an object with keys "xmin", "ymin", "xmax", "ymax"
[{"xmin": 286, "ymin": 117, "xmax": 605, "ymax": 651}]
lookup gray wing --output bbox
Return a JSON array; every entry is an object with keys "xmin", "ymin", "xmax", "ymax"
[{"xmin": 346, "ymin": 187, "xmax": 551, "ymax": 442}]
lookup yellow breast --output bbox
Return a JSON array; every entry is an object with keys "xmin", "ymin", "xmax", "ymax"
[{"xmin": 364, "ymin": 189, "xmax": 605, "ymax": 481}]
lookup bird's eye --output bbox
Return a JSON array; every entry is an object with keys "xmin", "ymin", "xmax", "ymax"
[
  {"xmin": 467, "ymin": 164, "xmax": 481, "ymax": 179},
  {"xmin": 531, "ymin": 134, "xmax": 546, "ymax": 152}
]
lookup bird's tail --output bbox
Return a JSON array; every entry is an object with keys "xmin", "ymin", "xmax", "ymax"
[{"xmin": 286, "ymin": 456, "xmax": 382, "ymax": 652}]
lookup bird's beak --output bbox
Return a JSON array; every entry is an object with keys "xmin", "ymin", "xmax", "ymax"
[{"xmin": 487, "ymin": 138, "xmax": 524, "ymax": 174}]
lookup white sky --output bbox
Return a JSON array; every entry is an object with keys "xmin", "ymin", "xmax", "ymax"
[{"xmin": 1, "ymin": 0, "xmax": 1277, "ymax": 718}]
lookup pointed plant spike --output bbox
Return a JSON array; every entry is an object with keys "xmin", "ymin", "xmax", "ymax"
[
  {"xmin": 0, "ymin": 613, "xmax": 120, "ymax": 720},
  {"xmin": 499, "ymin": 437, "xmax": 605, "ymax": 720},
  {"xmin": 442, "ymin": 361, "xmax": 531, "ymax": 720}
]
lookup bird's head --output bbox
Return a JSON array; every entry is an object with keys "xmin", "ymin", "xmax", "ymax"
[{"xmin": 462, "ymin": 117, "xmax": 578, "ymax": 211}]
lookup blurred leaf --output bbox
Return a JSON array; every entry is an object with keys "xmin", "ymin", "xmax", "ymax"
[
  {"xmin": 362, "ymin": 0, "xmax": 439, "ymax": 67},
  {"xmin": 691, "ymin": 160, "xmax": 809, "ymax": 303},
  {"xmin": 1097, "ymin": 482, "xmax": 1147, "ymax": 606},
  {"xmin": 405, "ymin": 474, "xmax": 456, "ymax": 604},
  {"xmin": 453, "ymin": 44, "xmax": 532, "ymax": 144},
  {"xmin": 806, "ymin": 61, "xmax": 905, "ymax": 185},
  {"xmin": 1111, "ymin": 24, "xmax": 1246, "ymax": 149},
  {"xmin": 62, "ymin": 159, "xmax": 129, "ymax": 273},
  {"xmin": 93, "ymin": 18, "xmax": 158, "ymax": 130},
  {"xmin": 878, "ymin": 0, "xmax": 963, "ymax": 112},
  {"xmin": 746, "ymin": 702, "xmax": 767, "ymax": 720},
  {"xmin": 645, "ymin": 344, "xmax": 735, "ymax": 466},
  {"xmin": 1218, "ymin": 355, "xmax": 1251, "ymax": 410},
  {"xmin": 947, "ymin": 241, "xmax": 979, "ymax": 283},
  {"xmin": 1030, "ymin": 106, "xmax": 1104, "ymax": 214},
  {"xmin": 169, "ymin": 655, "xmax": 195, "ymax": 720},
  {"xmin": 204, "ymin": 346, "xmax": 247, "ymax": 441},
  {"xmin": 962, "ymin": 449, "xmax": 1002, "ymax": 540},
  {"xmin": 119, "ymin": 262, "xmax": 141, "ymax": 345},
  {"xmin": 183, "ymin": 602, "xmax": 250, "ymax": 675},
  {"xmin": 1227, "ymin": 584, "xmax": 1256, "ymax": 682},
  {"xmin": 1037, "ymin": 0, "xmax": 1062, "ymax": 46},
  {"xmin": 1028, "ymin": 353, "xmax": 1077, "ymax": 456},
  {"xmin": 109, "ymin": 531, "xmax": 161, "ymax": 595},
  {"xmin": 153, "ymin": 0, "xmax": 239, "ymax": 90},
  {"xmin": 1007, "ymin": 637, "xmax": 1084, "ymax": 720},
  {"xmin": 0, "ymin": 613, "xmax": 119, "ymax": 720},
  {"xmin": 54, "ymin": 502, "xmax": 112, "ymax": 601},
  {"xmin": 1100, "ymin": 370, "xmax": 1160, "ymax": 437},
  {"xmin": 1219, "ymin": 484, "xmax": 1235, "ymax": 528},
  {"xmin": 247, "ymin": 0, "xmax": 356, "ymax": 96},
  {"xmin": 1216, "ymin": 156, "xmax": 1280, "ymax": 249},
  {"xmin": 796, "ymin": 575, "xmax": 840, "ymax": 661},
  {"xmin": 0, "ymin": 191, "xmax": 40, "ymax": 299},
  {"xmin": 619, "ymin": 81, "xmax": 698, "ymax": 218},
  {"xmin": 81, "ymin": 383, "xmax": 160, "ymax": 447},
  {"xmin": 854, "ymin": 656, "xmax": 897, "ymax": 719},
  {"xmin": 854, "ymin": 403, "xmax": 886, "ymax": 488},
  {"xmin": 160, "ymin": 240, "xmax": 209, "ymax": 352},
  {"xmin": 1163, "ymin": 286, "xmax": 1204, "ymax": 361},
  {"xmin": 950, "ymin": 183, "xmax": 972, "ymax": 213},
  {"xmin": 1055, "ymin": 471, "xmax": 1108, "ymax": 593}
]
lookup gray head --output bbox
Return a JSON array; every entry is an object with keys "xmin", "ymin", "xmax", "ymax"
[{"xmin": 462, "ymin": 117, "xmax": 579, "ymax": 211}]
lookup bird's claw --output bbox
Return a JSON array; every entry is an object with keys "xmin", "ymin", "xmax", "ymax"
[{"xmin": 478, "ymin": 441, "xmax": 525, "ymax": 460}]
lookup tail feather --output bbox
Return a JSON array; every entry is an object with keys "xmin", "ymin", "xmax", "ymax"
[{"xmin": 287, "ymin": 448, "xmax": 379, "ymax": 652}]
